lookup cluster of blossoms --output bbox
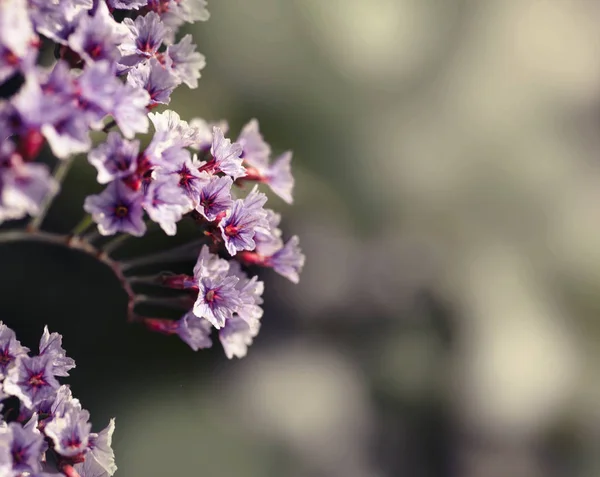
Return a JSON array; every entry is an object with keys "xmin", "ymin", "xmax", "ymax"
[
  {"xmin": 0, "ymin": 0, "xmax": 304, "ymax": 359},
  {"xmin": 0, "ymin": 323, "xmax": 115, "ymax": 477}
]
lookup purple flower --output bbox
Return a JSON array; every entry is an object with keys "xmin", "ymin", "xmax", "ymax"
[
  {"xmin": 236, "ymin": 120, "xmax": 294, "ymax": 203},
  {"xmin": 111, "ymin": 82, "xmax": 150, "ymax": 139},
  {"xmin": 219, "ymin": 317, "xmax": 260, "ymax": 360},
  {"xmin": 209, "ymin": 127, "xmax": 245, "ymax": 179},
  {"xmin": 265, "ymin": 151, "xmax": 294, "ymax": 204},
  {"xmin": 4, "ymin": 355, "xmax": 60, "ymax": 409},
  {"xmin": 45, "ymin": 407, "xmax": 91, "ymax": 458},
  {"xmin": 0, "ymin": 322, "xmax": 29, "ymax": 379},
  {"xmin": 149, "ymin": 110, "xmax": 205, "ymax": 150},
  {"xmin": 67, "ymin": 2, "xmax": 128, "ymax": 65},
  {"xmin": 165, "ymin": 34, "xmax": 205, "ymax": 88},
  {"xmin": 228, "ymin": 261, "xmax": 264, "ymax": 329},
  {"xmin": 76, "ymin": 61, "xmax": 122, "ymax": 129},
  {"xmin": 84, "ymin": 181, "xmax": 146, "ymax": 236},
  {"xmin": 42, "ymin": 60, "xmax": 77, "ymax": 98},
  {"xmin": 193, "ymin": 275, "xmax": 242, "ymax": 329},
  {"xmin": 193, "ymin": 245, "xmax": 230, "ymax": 280},
  {"xmin": 74, "ymin": 418, "xmax": 117, "ymax": 477},
  {"xmin": 88, "ymin": 132, "xmax": 140, "ymax": 184},
  {"xmin": 151, "ymin": 0, "xmax": 210, "ymax": 43},
  {"xmin": 143, "ymin": 176, "xmax": 190, "ymax": 236},
  {"xmin": 108, "ymin": 0, "xmax": 148, "ymax": 9},
  {"xmin": 266, "ymin": 236, "xmax": 305, "ymax": 284},
  {"xmin": 75, "ymin": 61, "xmax": 150, "ymax": 139},
  {"xmin": 237, "ymin": 119, "xmax": 271, "ymax": 170},
  {"xmin": 38, "ymin": 326, "xmax": 76, "ymax": 377},
  {"xmin": 0, "ymin": 0, "xmax": 34, "ymax": 59},
  {"xmin": 189, "ymin": 117, "xmax": 229, "ymax": 151},
  {"xmin": 196, "ymin": 175, "xmax": 233, "ymax": 221},
  {"xmin": 154, "ymin": 147, "xmax": 208, "ymax": 205},
  {"xmin": 0, "ymin": 418, "xmax": 42, "ymax": 475},
  {"xmin": 254, "ymin": 209, "xmax": 284, "ymax": 256},
  {"xmin": 10, "ymin": 72, "xmax": 73, "ymax": 137},
  {"xmin": 4, "ymin": 415, "xmax": 46, "ymax": 474},
  {"xmin": 176, "ymin": 312, "xmax": 213, "ymax": 351},
  {"xmin": 219, "ymin": 185, "xmax": 269, "ymax": 256},
  {"xmin": 0, "ymin": 160, "xmax": 59, "ymax": 225},
  {"xmin": 37, "ymin": 385, "xmax": 81, "ymax": 423},
  {"xmin": 127, "ymin": 58, "xmax": 179, "ymax": 106},
  {"xmin": 120, "ymin": 12, "xmax": 168, "ymax": 68}
]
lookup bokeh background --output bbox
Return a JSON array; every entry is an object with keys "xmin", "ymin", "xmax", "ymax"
[{"xmin": 3, "ymin": 0, "xmax": 600, "ymax": 475}]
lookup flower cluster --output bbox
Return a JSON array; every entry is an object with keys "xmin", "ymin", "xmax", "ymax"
[
  {"xmin": 0, "ymin": 0, "xmax": 304, "ymax": 359},
  {"xmin": 0, "ymin": 322, "xmax": 116, "ymax": 477}
]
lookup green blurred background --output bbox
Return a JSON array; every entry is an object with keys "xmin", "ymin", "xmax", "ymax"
[{"xmin": 3, "ymin": 0, "xmax": 600, "ymax": 476}]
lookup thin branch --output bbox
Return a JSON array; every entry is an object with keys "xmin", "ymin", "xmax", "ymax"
[
  {"xmin": 103, "ymin": 233, "xmax": 130, "ymax": 255},
  {"xmin": 0, "ymin": 230, "xmax": 137, "ymax": 322},
  {"xmin": 70, "ymin": 214, "xmax": 93, "ymax": 236},
  {"xmin": 27, "ymin": 156, "xmax": 74, "ymax": 231},
  {"xmin": 121, "ymin": 238, "xmax": 207, "ymax": 272}
]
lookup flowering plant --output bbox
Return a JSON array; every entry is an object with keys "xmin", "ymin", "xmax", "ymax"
[{"xmin": 0, "ymin": 0, "xmax": 304, "ymax": 475}]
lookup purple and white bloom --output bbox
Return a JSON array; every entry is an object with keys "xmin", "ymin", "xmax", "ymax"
[
  {"xmin": 165, "ymin": 34, "xmax": 205, "ymax": 88},
  {"xmin": 67, "ymin": 1, "xmax": 128, "ymax": 65},
  {"xmin": 237, "ymin": 119, "xmax": 271, "ymax": 170},
  {"xmin": 149, "ymin": 110, "xmax": 204, "ymax": 150},
  {"xmin": 219, "ymin": 186, "xmax": 269, "ymax": 256},
  {"xmin": 74, "ymin": 418, "xmax": 117, "ymax": 477},
  {"xmin": 75, "ymin": 61, "xmax": 149, "ymax": 138},
  {"xmin": 0, "ymin": 322, "xmax": 29, "ymax": 379},
  {"xmin": 0, "ymin": 0, "xmax": 34, "ymax": 59},
  {"xmin": 196, "ymin": 175, "xmax": 233, "ymax": 221},
  {"xmin": 88, "ymin": 132, "xmax": 140, "ymax": 184},
  {"xmin": 28, "ymin": 0, "xmax": 93, "ymax": 44},
  {"xmin": 188, "ymin": 117, "xmax": 228, "ymax": 151},
  {"xmin": 4, "ymin": 415, "xmax": 46, "ymax": 474},
  {"xmin": 119, "ymin": 12, "xmax": 168, "ymax": 68},
  {"xmin": 41, "ymin": 114, "xmax": 93, "ymax": 160},
  {"xmin": 143, "ymin": 176, "xmax": 190, "ymax": 235},
  {"xmin": 4, "ymin": 355, "xmax": 60, "ymax": 409},
  {"xmin": 108, "ymin": 0, "xmax": 148, "ymax": 10},
  {"xmin": 266, "ymin": 236, "xmax": 305, "ymax": 284},
  {"xmin": 0, "ymin": 0, "xmax": 36, "ymax": 83},
  {"xmin": 76, "ymin": 60, "xmax": 122, "ymax": 129},
  {"xmin": 219, "ymin": 317, "xmax": 260, "ymax": 359},
  {"xmin": 45, "ymin": 407, "xmax": 91, "ymax": 458},
  {"xmin": 42, "ymin": 60, "xmax": 77, "ymax": 98},
  {"xmin": 176, "ymin": 312, "xmax": 212, "ymax": 351},
  {"xmin": 84, "ymin": 181, "xmax": 146, "ymax": 236},
  {"xmin": 209, "ymin": 127, "xmax": 245, "ymax": 180},
  {"xmin": 10, "ymin": 72, "xmax": 73, "ymax": 137},
  {"xmin": 127, "ymin": 58, "xmax": 179, "ymax": 106},
  {"xmin": 254, "ymin": 209, "xmax": 284, "ymax": 256},
  {"xmin": 38, "ymin": 327, "xmax": 76, "ymax": 377},
  {"xmin": 193, "ymin": 275, "xmax": 242, "ymax": 329},
  {"xmin": 193, "ymin": 245, "xmax": 230, "ymax": 280},
  {"xmin": 154, "ymin": 147, "xmax": 208, "ymax": 205},
  {"xmin": 112, "ymin": 82, "xmax": 150, "ymax": 139},
  {"xmin": 0, "ymin": 161, "xmax": 59, "ymax": 224},
  {"xmin": 37, "ymin": 385, "xmax": 81, "ymax": 423},
  {"xmin": 264, "ymin": 151, "xmax": 294, "ymax": 204},
  {"xmin": 228, "ymin": 261, "xmax": 264, "ymax": 328},
  {"xmin": 153, "ymin": 0, "xmax": 210, "ymax": 43}
]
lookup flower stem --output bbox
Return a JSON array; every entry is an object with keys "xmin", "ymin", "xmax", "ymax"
[
  {"xmin": 60, "ymin": 464, "xmax": 82, "ymax": 477},
  {"xmin": 134, "ymin": 294, "xmax": 194, "ymax": 310},
  {"xmin": 71, "ymin": 214, "xmax": 93, "ymax": 236},
  {"xmin": 0, "ymin": 229, "xmax": 137, "ymax": 323},
  {"xmin": 27, "ymin": 156, "xmax": 74, "ymax": 232},
  {"xmin": 103, "ymin": 233, "xmax": 130, "ymax": 255},
  {"xmin": 121, "ymin": 238, "xmax": 207, "ymax": 271}
]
